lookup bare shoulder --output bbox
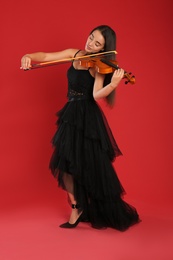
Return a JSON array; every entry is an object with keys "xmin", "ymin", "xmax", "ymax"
[
  {"xmin": 44, "ymin": 48, "xmax": 80, "ymax": 61},
  {"xmin": 58, "ymin": 48, "xmax": 80, "ymax": 58},
  {"xmin": 63, "ymin": 48, "xmax": 86, "ymax": 59}
]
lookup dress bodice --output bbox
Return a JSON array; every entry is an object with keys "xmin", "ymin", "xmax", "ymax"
[{"xmin": 67, "ymin": 65, "xmax": 95, "ymax": 100}]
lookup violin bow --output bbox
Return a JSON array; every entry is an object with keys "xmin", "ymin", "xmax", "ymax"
[{"xmin": 26, "ymin": 50, "xmax": 117, "ymax": 70}]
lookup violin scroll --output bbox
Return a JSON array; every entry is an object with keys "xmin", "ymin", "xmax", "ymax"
[{"xmin": 124, "ymin": 72, "xmax": 135, "ymax": 85}]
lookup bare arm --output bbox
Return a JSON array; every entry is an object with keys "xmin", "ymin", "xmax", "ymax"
[
  {"xmin": 93, "ymin": 69, "xmax": 124, "ymax": 100},
  {"xmin": 20, "ymin": 48, "xmax": 79, "ymax": 70}
]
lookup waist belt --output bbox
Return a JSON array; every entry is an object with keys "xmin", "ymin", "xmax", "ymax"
[{"xmin": 68, "ymin": 96, "xmax": 93, "ymax": 102}]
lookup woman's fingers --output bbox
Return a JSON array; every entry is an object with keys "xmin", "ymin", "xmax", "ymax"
[
  {"xmin": 20, "ymin": 56, "xmax": 31, "ymax": 70},
  {"xmin": 110, "ymin": 68, "xmax": 124, "ymax": 88}
]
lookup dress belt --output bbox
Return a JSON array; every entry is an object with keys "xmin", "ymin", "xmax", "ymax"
[{"xmin": 68, "ymin": 96, "xmax": 93, "ymax": 102}]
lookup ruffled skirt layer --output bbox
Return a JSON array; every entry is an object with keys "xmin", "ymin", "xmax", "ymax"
[{"xmin": 49, "ymin": 99, "xmax": 140, "ymax": 231}]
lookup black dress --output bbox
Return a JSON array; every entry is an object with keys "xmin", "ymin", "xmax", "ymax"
[{"xmin": 49, "ymin": 58, "xmax": 140, "ymax": 231}]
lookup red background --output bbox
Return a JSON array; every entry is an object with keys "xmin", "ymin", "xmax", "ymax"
[{"xmin": 1, "ymin": 0, "xmax": 173, "ymax": 221}]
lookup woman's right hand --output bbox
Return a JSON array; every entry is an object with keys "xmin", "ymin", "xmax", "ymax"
[{"xmin": 20, "ymin": 55, "xmax": 32, "ymax": 70}]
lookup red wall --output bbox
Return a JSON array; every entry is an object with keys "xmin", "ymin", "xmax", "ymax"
[{"xmin": 1, "ymin": 0, "xmax": 173, "ymax": 212}]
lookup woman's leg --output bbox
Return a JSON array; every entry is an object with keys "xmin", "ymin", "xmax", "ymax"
[
  {"xmin": 67, "ymin": 192, "xmax": 82, "ymax": 224},
  {"xmin": 62, "ymin": 173, "xmax": 82, "ymax": 224}
]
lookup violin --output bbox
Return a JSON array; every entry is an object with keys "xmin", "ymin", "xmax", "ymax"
[
  {"xmin": 24, "ymin": 50, "xmax": 135, "ymax": 84},
  {"xmin": 79, "ymin": 58, "xmax": 135, "ymax": 84}
]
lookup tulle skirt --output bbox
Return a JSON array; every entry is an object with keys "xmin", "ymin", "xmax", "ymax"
[{"xmin": 49, "ymin": 99, "xmax": 140, "ymax": 231}]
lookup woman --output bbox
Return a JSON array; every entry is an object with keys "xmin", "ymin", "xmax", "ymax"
[{"xmin": 21, "ymin": 25, "xmax": 140, "ymax": 231}]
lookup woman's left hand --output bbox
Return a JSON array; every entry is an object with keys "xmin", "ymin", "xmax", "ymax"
[{"xmin": 110, "ymin": 68, "xmax": 124, "ymax": 89}]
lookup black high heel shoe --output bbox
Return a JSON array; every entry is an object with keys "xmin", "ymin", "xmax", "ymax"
[{"xmin": 59, "ymin": 204, "xmax": 83, "ymax": 229}]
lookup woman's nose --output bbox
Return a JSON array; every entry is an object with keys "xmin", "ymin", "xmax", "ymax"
[{"xmin": 89, "ymin": 40, "xmax": 94, "ymax": 47}]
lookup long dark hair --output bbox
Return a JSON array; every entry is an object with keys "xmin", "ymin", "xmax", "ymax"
[{"xmin": 90, "ymin": 25, "xmax": 117, "ymax": 107}]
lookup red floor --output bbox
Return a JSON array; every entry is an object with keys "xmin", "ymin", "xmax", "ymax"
[{"xmin": 1, "ymin": 196, "xmax": 173, "ymax": 260}]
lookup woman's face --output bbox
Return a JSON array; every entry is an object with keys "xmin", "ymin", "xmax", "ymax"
[{"xmin": 85, "ymin": 29, "xmax": 105, "ymax": 54}]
